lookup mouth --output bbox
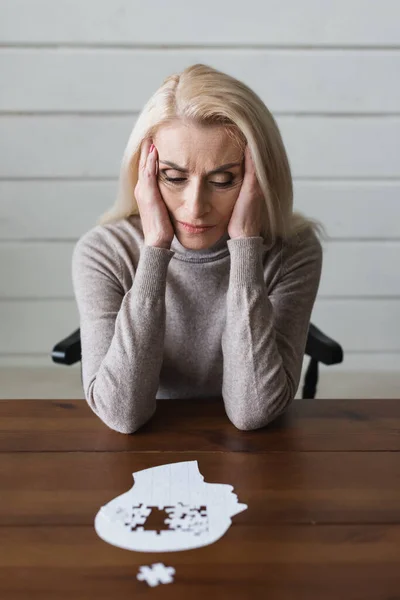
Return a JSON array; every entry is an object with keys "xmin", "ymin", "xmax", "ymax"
[{"xmin": 177, "ymin": 221, "xmax": 216, "ymax": 233}]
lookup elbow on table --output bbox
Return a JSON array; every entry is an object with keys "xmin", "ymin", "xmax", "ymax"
[
  {"xmin": 86, "ymin": 387, "xmax": 156, "ymax": 434},
  {"xmin": 228, "ymin": 413, "xmax": 273, "ymax": 431},
  {"xmin": 107, "ymin": 420, "xmax": 143, "ymax": 435},
  {"xmin": 101, "ymin": 411, "xmax": 156, "ymax": 435},
  {"xmin": 227, "ymin": 394, "xmax": 294, "ymax": 431},
  {"xmin": 229, "ymin": 410, "xmax": 285, "ymax": 431}
]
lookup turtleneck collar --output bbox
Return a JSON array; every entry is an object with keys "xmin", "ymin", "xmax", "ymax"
[{"xmin": 170, "ymin": 230, "xmax": 231, "ymax": 263}]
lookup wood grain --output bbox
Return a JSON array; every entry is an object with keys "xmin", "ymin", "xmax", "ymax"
[
  {"xmin": 0, "ymin": 398, "xmax": 399, "ymax": 599},
  {"xmin": 0, "ymin": 526, "xmax": 399, "ymax": 599},
  {"xmin": 0, "ymin": 398, "xmax": 399, "ymax": 452},
  {"xmin": 0, "ymin": 451, "xmax": 399, "ymax": 526}
]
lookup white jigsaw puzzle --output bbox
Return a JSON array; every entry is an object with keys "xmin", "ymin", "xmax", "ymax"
[
  {"xmin": 116, "ymin": 503, "xmax": 152, "ymax": 529},
  {"xmin": 94, "ymin": 460, "xmax": 248, "ymax": 552},
  {"xmin": 164, "ymin": 502, "xmax": 209, "ymax": 535},
  {"xmin": 137, "ymin": 563, "xmax": 175, "ymax": 587}
]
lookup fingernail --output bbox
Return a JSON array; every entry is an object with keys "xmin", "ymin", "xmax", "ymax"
[{"xmin": 149, "ymin": 143, "xmax": 154, "ymax": 153}]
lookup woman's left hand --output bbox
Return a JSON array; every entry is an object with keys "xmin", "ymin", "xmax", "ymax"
[{"xmin": 227, "ymin": 144, "xmax": 264, "ymax": 239}]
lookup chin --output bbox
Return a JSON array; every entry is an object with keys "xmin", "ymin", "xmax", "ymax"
[
  {"xmin": 179, "ymin": 237, "xmax": 211, "ymax": 250},
  {"xmin": 177, "ymin": 229, "xmax": 221, "ymax": 250}
]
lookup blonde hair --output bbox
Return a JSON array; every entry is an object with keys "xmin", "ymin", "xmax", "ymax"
[{"xmin": 97, "ymin": 63, "xmax": 327, "ymax": 246}]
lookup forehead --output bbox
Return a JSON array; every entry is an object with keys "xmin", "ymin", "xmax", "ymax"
[{"xmin": 153, "ymin": 121, "xmax": 242, "ymax": 170}]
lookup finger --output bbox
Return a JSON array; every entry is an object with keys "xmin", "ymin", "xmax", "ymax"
[
  {"xmin": 139, "ymin": 138, "xmax": 152, "ymax": 173},
  {"xmin": 240, "ymin": 145, "xmax": 253, "ymax": 189},
  {"xmin": 245, "ymin": 145, "xmax": 255, "ymax": 173},
  {"xmin": 153, "ymin": 145, "xmax": 159, "ymax": 176},
  {"xmin": 146, "ymin": 144, "xmax": 159, "ymax": 186},
  {"xmin": 245, "ymin": 145, "xmax": 261, "ymax": 191},
  {"xmin": 147, "ymin": 142, "xmax": 159, "ymax": 178},
  {"xmin": 146, "ymin": 143, "xmax": 157, "ymax": 173}
]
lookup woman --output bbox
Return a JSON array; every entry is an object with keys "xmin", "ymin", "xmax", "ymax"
[{"xmin": 72, "ymin": 63, "xmax": 326, "ymax": 434}]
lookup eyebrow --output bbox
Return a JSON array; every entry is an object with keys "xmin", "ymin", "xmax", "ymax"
[{"xmin": 159, "ymin": 160, "xmax": 241, "ymax": 175}]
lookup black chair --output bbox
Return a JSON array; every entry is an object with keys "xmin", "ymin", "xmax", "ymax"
[{"xmin": 51, "ymin": 323, "xmax": 343, "ymax": 399}]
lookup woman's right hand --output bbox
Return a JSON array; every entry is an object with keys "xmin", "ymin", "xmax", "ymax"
[{"xmin": 135, "ymin": 137, "xmax": 175, "ymax": 249}]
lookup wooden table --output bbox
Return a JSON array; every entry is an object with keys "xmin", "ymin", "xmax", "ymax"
[{"xmin": 0, "ymin": 398, "xmax": 399, "ymax": 599}]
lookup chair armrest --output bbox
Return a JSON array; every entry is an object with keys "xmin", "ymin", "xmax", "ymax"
[
  {"xmin": 305, "ymin": 323, "xmax": 343, "ymax": 365},
  {"xmin": 51, "ymin": 328, "xmax": 81, "ymax": 365}
]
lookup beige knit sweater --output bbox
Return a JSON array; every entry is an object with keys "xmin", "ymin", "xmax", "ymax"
[{"xmin": 71, "ymin": 214, "xmax": 323, "ymax": 434}]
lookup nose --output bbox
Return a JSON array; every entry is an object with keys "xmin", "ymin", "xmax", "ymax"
[{"xmin": 182, "ymin": 179, "xmax": 211, "ymax": 218}]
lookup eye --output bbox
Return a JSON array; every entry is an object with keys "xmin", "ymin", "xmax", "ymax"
[
  {"xmin": 161, "ymin": 174, "xmax": 234, "ymax": 188},
  {"xmin": 163, "ymin": 176, "xmax": 186, "ymax": 183},
  {"xmin": 211, "ymin": 180, "xmax": 234, "ymax": 188}
]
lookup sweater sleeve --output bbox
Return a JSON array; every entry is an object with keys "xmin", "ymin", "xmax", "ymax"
[
  {"xmin": 71, "ymin": 228, "xmax": 175, "ymax": 434},
  {"xmin": 221, "ymin": 228, "xmax": 323, "ymax": 430}
]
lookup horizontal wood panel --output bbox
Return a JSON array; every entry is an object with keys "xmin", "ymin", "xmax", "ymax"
[
  {"xmin": 0, "ymin": 0, "xmax": 398, "ymax": 46},
  {"xmin": 0, "ymin": 523, "xmax": 397, "ymax": 565},
  {"xmin": 0, "ymin": 399, "xmax": 399, "ymax": 452},
  {"xmin": 1, "ymin": 530, "xmax": 399, "ymax": 600},
  {"xmin": 310, "ymin": 299, "xmax": 400, "ymax": 353},
  {"xmin": 1, "ymin": 241, "xmax": 399, "ymax": 298},
  {"xmin": 0, "ymin": 299, "xmax": 399, "ymax": 354},
  {"xmin": 320, "ymin": 242, "xmax": 400, "ymax": 296},
  {"xmin": 1, "ymin": 2, "xmax": 399, "ymax": 375},
  {"xmin": 1, "ymin": 116, "xmax": 399, "ymax": 178},
  {"xmin": 1, "ymin": 49, "xmax": 399, "ymax": 112},
  {"xmin": 1, "ymin": 180, "xmax": 400, "ymax": 240},
  {"xmin": 1, "ymin": 452, "xmax": 399, "ymax": 524},
  {"xmin": 0, "ymin": 300, "xmax": 79, "ymax": 355}
]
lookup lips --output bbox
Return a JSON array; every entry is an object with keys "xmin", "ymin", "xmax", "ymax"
[{"xmin": 179, "ymin": 221, "xmax": 214, "ymax": 228}]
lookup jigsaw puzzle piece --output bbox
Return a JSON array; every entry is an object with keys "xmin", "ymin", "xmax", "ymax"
[{"xmin": 137, "ymin": 563, "xmax": 176, "ymax": 587}]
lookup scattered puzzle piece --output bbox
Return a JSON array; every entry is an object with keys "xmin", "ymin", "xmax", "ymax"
[{"xmin": 137, "ymin": 562, "xmax": 175, "ymax": 587}]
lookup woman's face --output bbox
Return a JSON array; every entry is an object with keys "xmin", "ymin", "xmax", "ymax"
[{"xmin": 153, "ymin": 121, "xmax": 244, "ymax": 250}]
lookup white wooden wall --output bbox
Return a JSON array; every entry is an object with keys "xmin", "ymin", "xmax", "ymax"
[{"xmin": 1, "ymin": 0, "xmax": 399, "ymax": 372}]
